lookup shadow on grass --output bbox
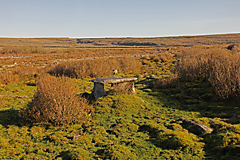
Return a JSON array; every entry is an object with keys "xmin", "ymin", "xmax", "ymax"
[
  {"xmin": 144, "ymin": 80, "xmax": 240, "ymax": 123},
  {"xmin": 0, "ymin": 108, "xmax": 22, "ymax": 126},
  {"xmin": 138, "ymin": 80, "xmax": 240, "ymax": 159},
  {"xmin": 80, "ymin": 92, "xmax": 96, "ymax": 104},
  {"xmin": 26, "ymin": 82, "xmax": 36, "ymax": 86},
  {"xmin": 138, "ymin": 124, "xmax": 160, "ymax": 146}
]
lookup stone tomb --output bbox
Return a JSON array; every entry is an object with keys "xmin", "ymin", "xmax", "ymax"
[{"xmin": 90, "ymin": 76, "xmax": 138, "ymax": 99}]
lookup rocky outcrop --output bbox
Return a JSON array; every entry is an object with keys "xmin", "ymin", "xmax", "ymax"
[{"xmin": 180, "ymin": 118, "xmax": 213, "ymax": 134}]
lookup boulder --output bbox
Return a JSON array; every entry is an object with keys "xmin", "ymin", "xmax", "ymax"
[
  {"xmin": 227, "ymin": 44, "xmax": 238, "ymax": 50},
  {"xmin": 180, "ymin": 118, "xmax": 213, "ymax": 134}
]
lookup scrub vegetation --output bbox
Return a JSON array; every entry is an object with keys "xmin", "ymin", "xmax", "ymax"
[{"xmin": 0, "ymin": 34, "xmax": 240, "ymax": 159}]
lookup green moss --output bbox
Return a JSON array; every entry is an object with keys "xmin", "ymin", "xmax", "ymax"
[
  {"xmin": 156, "ymin": 129, "xmax": 204, "ymax": 155},
  {"xmin": 103, "ymin": 145, "xmax": 137, "ymax": 160},
  {"xmin": 1, "ymin": 56, "xmax": 240, "ymax": 159},
  {"xmin": 203, "ymin": 119, "xmax": 240, "ymax": 158},
  {"xmin": 60, "ymin": 148, "xmax": 92, "ymax": 160}
]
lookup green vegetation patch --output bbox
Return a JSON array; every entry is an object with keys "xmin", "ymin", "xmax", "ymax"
[{"xmin": 0, "ymin": 45, "xmax": 240, "ymax": 159}]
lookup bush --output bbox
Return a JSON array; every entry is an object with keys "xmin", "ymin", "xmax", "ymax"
[
  {"xmin": 1, "ymin": 45, "xmax": 48, "ymax": 54},
  {"xmin": 154, "ymin": 74, "xmax": 179, "ymax": 89},
  {"xmin": 208, "ymin": 53, "xmax": 240, "ymax": 99},
  {"xmin": 19, "ymin": 74, "xmax": 92, "ymax": 126},
  {"xmin": 175, "ymin": 48, "xmax": 213, "ymax": 82},
  {"xmin": 48, "ymin": 56, "xmax": 141, "ymax": 78},
  {"xmin": 150, "ymin": 53, "xmax": 173, "ymax": 62},
  {"xmin": 174, "ymin": 47, "xmax": 240, "ymax": 100},
  {"xmin": 0, "ymin": 71, "xmax": 19, "ymax": 85}
]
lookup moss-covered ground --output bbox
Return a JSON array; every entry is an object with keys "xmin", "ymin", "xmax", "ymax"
[{"xmin": 0, "ymin": 57, "xmax": 240, "ymax": 159}]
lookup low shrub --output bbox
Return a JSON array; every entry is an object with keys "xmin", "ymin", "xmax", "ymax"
[
  {"xmin": 19, "ymin": 74, "xmax": 92, "ymax": 126},
  {"xmin": 48, "ymin": 56, "xmax": 141, "ymax": 78},
  {"xmin": 154, "ymin": 74, "xmax": 179, "ymax": 89},
  {"xmin": 172, "ymin": 47, "xmax": 240, "ymax": 100},
  {"xmin": 0, "ymin": 71, "xmax": 19, "ymax": 85},
  {"xmin": 208, "ymin": 53, "xmax": 240, "ymax": 99},
  {"xmin": 150, "ymin": 53, "xmax": 173, "ymax": 62},
  {"xmin": 1, "ymin": 45, "xmax": 48, "ymax": 54},
  {"xmin": 175, "ymin": 47, "xmax": 213, "ymax": 82}
]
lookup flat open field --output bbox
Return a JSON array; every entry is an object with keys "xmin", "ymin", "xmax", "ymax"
[{"xmin": 0, "ymin": 33, "xmax": 240, "ymax": 159}]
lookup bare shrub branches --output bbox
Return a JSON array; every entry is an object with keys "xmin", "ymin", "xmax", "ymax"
[
  {"xmin": 175, "ymin": 48, "xmax": 213, "ymax": 82},
  {"xmin": 155, "ymin": 74, "xmax": 179, "ymax": 89},
  {"xmin": 209, "ymin": 53, "xmax": 240, "ymax": 99},
  {"xmin": 0, "ymin": 71, "xmax": 19, "ymax": 85},
  {"xmin": 19, "ymin": 74, "xmax": 92, "ymax": 126},
  {"xmin": 175, "ymin": 47, "xmax": 240, "ymax": 100}
]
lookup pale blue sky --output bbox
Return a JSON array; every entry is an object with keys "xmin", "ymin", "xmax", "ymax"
[{"xmin": 0, "ymin": 0, "xmax": 239, "ymax": 38}]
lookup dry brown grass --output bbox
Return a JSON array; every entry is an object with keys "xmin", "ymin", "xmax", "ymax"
[
  {"xmin": 155, "ymin": 74, "xmax": 179, "ymax": 89},
  {"xmin": 1, "ymin": 45, "xmax": 49, "ymax": 54},
  {"xmin": 0, "ymin": 97, "xmax": 3, "ymax": 107},
  {"xmin": 175, "ymin": 47, "xmax": 214, "ymax": 82},
  {"xmin": 1, "ymin": 34, "xmax": 239, "ymax": 50},
  {"xmin": 19, "ymin": 74, "xmax": 92, "ymax": 126},
  {"xmin": 174, "ymin": 46, "xmax": 240, "ymax": 99},
  {"xmin": 209, "ymin": 53, "xmax": 240, "ymax": 99},
  {"xmin": 0, "ymin": 65, "xmax": 45, "ymax": 85},
  {"xmin": 0, "ymin": 71, "xmax": 19, "ymax": 85},
  {"xmin": 48, "ymin": 56, "xmax": 141, "ymax": 78},
  {"xmin": 150, "ymin": 53, "xmax": 173, "ymax": 63}
]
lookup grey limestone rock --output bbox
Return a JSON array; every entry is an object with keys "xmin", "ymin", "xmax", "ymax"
[
  {"xmin": 180, "ymin": 118, "xmax": 213, "ymax": 134},
  {"xmin": 90, "ymin": 76, "xmax": 137, "ymax": 99}
]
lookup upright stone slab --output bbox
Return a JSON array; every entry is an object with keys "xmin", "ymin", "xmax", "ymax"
[{"xmin": 92, "ymin": 83, "xmax": 107, "ymax": 99}]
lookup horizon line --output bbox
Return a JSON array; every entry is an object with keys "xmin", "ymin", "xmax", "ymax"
[{"xmin": 0, "ymin": 32, "xmax": 239, "ymax": 39}]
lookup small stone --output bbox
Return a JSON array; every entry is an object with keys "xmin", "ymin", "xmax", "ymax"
[
  {"xmin": 18, "ymin": 143, "xmax": 29, "ymax": 146},
  {"xmin": 150, "ymin": 75, "xmax": 158, "ymax": 79},
  {"xmin": 17, "ymin": 95, "xmax": 28, "ymax": 98},
  {"xmin": 145, "ymin": 75, "xmax": 158, "ymax": 79},
  {"xmin": 159, "ymin": 129, "xmax": 165, "ymax": 133},
  {"xmin": 73, "ymin": 134, "xmax": 81, "ymax": 140},
  {"xmin": 144, "ymin": 75, "xmax": 150, "ymax": 79},
  {"xmin": 113, "ymin": 69, "xmax": 118, "ymax": 74}
]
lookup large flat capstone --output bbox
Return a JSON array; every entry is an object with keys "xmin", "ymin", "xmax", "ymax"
[{"xmin": 90, "ymin": 76, "xmax": 138, "ymax": 84}]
